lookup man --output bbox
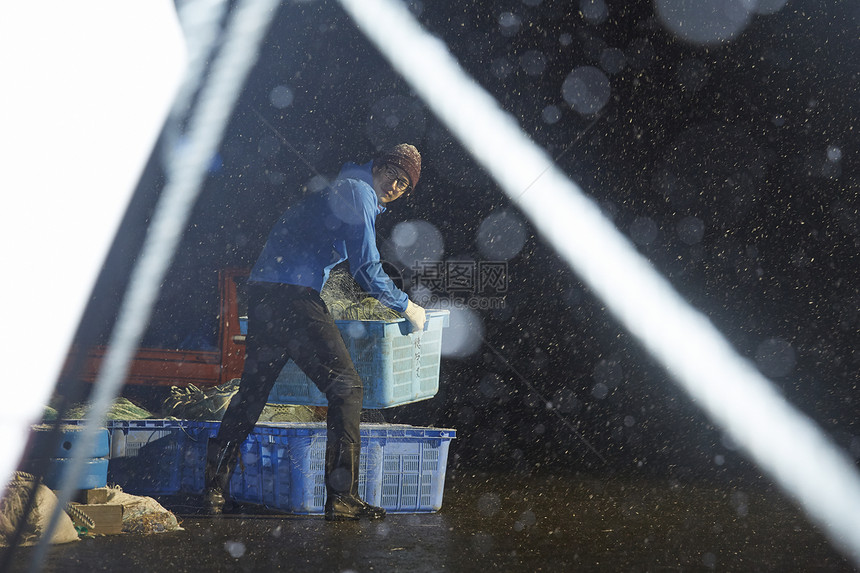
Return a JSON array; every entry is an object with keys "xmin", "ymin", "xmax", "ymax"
[{"xmin": 204, "ymin": 144, "xmax": 426, "ymax": 521}]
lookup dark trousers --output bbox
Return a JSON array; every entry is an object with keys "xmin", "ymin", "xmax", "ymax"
[{"xmin": 217, "ymin": 282, "xmax": 364, "ymax": 447}]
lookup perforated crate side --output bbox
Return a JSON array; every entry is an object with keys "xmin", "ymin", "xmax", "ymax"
[
  {"xmin": 229, "ymin": 432, "xmax": 290, "ymax": 507},
  {"xmin": 369, "ymin": 430, "xmax": 454, "ymax": 513},
  {"xmin": 178, "ymin": 421, "xmax": 219, "ymax": 494},
  {"xmin": 416, "ymin": 328, "xmax": 444, "ymax": 394},
  {"xmin": 284, "ymin": 432, "xmax": 383, "ymax": 514},
  {"xmin": 105, "ymin": 420, "xmax": 193, "ymax": 495},
  {"xmin": 267, "ymin": 311, "xmax": 448, "ymax": 409}
]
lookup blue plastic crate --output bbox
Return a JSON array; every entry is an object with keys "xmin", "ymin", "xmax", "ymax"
[
  {"xmin": 241, "ymin": 424, "xmax": 383, "ymax": 514},
  {"xmin": 182, "ymin": 422, "xmax": 454, "ymax": 515},
  {"xmin": 181, "ymin": 421, "xmax": 219, "ymax": 494},
  {"xmin": 267, "ymin": 310, "xmax": 449, "ymax": 409},
  {"xmin": 182, "ymin": 422, "xmax": 382, "ymax": 514},
  {"xmin": 26, "ymin": 423, "xmax": 111, "ymax": 490},
  {"xmin": 30, "ymin": 457, "xmax": 109, "ymax": 490},
  {"xmin": 29, "ymin": 423, "xmax": 110, "ymax": 459},
  {"xmin": 105, "ymin": 420, "xmax": 194, "ymax": 495},
  {"xmin": 367, "ymin": 425, "xmax": 455, "ymax": 513}
]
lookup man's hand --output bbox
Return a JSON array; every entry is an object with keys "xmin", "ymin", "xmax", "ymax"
[{"xmin": 402, "ymin": 300, "xmax": 426, "ymax": 333}]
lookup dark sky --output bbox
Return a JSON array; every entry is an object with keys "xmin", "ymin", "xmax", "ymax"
[{"xmin": 85, "ymin": 0, "xmax": 859, "ymax": 479}]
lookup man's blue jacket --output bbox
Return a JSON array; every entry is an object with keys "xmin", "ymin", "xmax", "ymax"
[{"xmin": 249, "ymin": 160, "xmax": 409, "ymax": 312}]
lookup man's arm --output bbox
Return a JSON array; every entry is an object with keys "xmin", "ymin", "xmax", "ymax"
[{"xmin": 334, "ymin": 180, "xmax": 409, "ymax": 313}]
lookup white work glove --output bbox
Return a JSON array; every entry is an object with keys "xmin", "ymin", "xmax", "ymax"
[{"xmin": 402, "ymin": 300, "xmax": 426, "ymax": 333}]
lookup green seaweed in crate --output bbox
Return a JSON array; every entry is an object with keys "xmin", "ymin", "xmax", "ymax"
[{"xmin": 322, "ymin": 269, "xmax": 401, "ymax": 321}]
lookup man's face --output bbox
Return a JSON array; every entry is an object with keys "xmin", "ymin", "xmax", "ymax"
[{"xmin": 372, "ymin": 163, "xmax": 412, "ymax": 204}]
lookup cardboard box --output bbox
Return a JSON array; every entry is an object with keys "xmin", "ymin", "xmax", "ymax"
[
  {"xmin": 68, "ymin": 503, "xmax": 123, "ymax": 535},
  {"xmin": 83, "ymin": 488, "xmax": 110, "ymax": 505}
]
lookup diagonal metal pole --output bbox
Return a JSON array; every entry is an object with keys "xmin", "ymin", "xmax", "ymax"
[
  {"xmin": 28, "ymin": 0, "xmax": 280, "ymax": 570},
  {"xmin": 337, "ymin": 0, "xmax": 860, "ymax": 566}
]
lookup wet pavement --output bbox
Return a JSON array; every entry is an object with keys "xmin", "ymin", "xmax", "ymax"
[{"xmin": 7, "ymin": 470, "xmax": 857, "ymax": 572}]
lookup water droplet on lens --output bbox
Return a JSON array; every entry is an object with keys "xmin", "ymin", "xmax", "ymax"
[
  {"xmin": 677, "ymin": 216, "xmax": 705, "ymax": 245},
  {"xmin": 476, "ymin": 210, "xmax": 527, "ymax": 260},
  {"xmin": 676, "ymin": 58, "xmax": 709, "ymax": 92},
  {"xmin": 392, "ymin": 222, "xmax": 419, "ymax": 247},
  {"xmin": 629, "ymin": 216, "xmax": 658, "ymax": 245},
  {"xmin": 541, "ymin": 105, "xmax": 561, "ymax": 124},
  {"xmin": 553, "ymin": 388, "xmax": 581, "ymax": 413},
  {"xmin": 477, "ymin": 492, "xmax": 501, "ymax": 516},
  {"xmin": 258, "ymin": 134, "xmax": 280, "ymax": 158},
  {"xmin": 562, "ymin": 66, "xmax": 611, "ymax": 115},
  {"xmin": 753, "ymin": 0, "xmax": 788, "ymax": 14},
  {"xmin": 499, "ymin": 12, "xmax": 522, "ymax": 36},
  {"xmin": 520, "ymin": 50, "xmax": 546, "ymax": 76},
  {"xmin": 655, "ymin": 0, "xmax": 753, "ymax": 45},
  {"xmin": 224, "ymin": 540, "xmax": 246, "ymax": 558},
  {"xmin": 591, "ymin": 382, "xmax": 609, "ymax": 399},
  {"xmin": 392, "ymin": 220, "xmax": 444, "ymax": 264},
  {"xmin": 580, "ymin": 0, "xmax": 608, "ymax": 24},
  {"xmin": 491, "ymin": 57, "xmax": 516, "ymax": 79},
  {"xmin": 366, "ymin": 96, "xmax": 426, "ymax": 149},
  {"xmin": 599, "ymin": 47, "xmax": 627, "ymax": 75},
  {"xmin": 269, "ymin": 85, "xmax": 294, "ymax": 109},
  {"xmin": 755, "ymin": 338, "xmax": 796, "ymax": 378},
  {"xmin": 441, "ymin": 307, "xmax": 484, "ymax": 358},
  {"xmin": 406, "ymin": 0, "xmax": 424, "ymax": 16},
  {"xmin": 592, "ymin": 358, "xmax": 622, "ymax": 387},
  {"xmin": 826, "ymin": 146, "xmax": 842, "ymax": 163},
  {"xmin": 306, "ymin": 174, "xmax": 329, "ymax": 193}
]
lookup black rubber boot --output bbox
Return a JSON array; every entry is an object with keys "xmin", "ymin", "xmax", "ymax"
[
  {"xmin": 203, "ymin": 437, "xmax": 241, "ymax": 515},
  {"xmin": 324, "ymin": 441, "xmax": 386, "ymax": 521}
]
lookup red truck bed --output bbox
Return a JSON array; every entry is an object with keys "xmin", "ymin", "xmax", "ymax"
[{"xmin": 75, "ymin": 268, "xmax": 247, "ymax": 388}]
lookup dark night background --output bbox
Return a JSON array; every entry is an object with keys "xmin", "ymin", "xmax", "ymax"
[{"xmin": 75, "ymin": 0, "xmax": 858, "ymax": 484}]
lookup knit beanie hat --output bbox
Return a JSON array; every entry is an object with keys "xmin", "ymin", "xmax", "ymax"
[{"xmin": 379, "ymin": 143, "xmax": 422, "ymax": 189}]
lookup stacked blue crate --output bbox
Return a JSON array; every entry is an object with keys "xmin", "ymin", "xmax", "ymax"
[
  {"xmin": 181, "ymin": 422, "xmax": 454, "ymax": 514},
  {"xmin": 25, "ymin": 424, "xmax": 111, "ymax": 490},
  {"xmin": 106, "ymin": 419, "xmax": 192, "ymax": 495}
]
